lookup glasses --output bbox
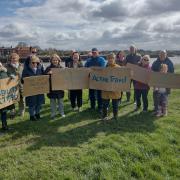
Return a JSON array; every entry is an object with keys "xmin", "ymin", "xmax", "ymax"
[
  {"xmin": 31, "ymin": 62, "xmax": 38, "ymax": 64},
  {"xmin": 143, "ymin": 59, "xmax": 149, "ymax": 61}
]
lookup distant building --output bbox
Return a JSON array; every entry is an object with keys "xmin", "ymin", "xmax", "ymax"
[{"xmin": 0, "ymin": 47, "xmax": 15, "ymax": 57}]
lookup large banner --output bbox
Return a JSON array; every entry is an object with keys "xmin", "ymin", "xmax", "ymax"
[
  {"xmin": 23, "ymin": 75, "xmax": 50, "ymax": 97},
  {"xmin": 126, "ymin": 63, "xmax": 150, "ymax": 84},
  {"xmin": 0, "ymin": 77, "xmax": 19, "ymax": 109},
  {"xmin": 149, "ymin": 72, "xmax": 180, "ymax": 88},
  {"xmin": 89, "ymin": 67, "xmax": 131, "ymax": 91},
  {"xmin": 52, "ymin": 68, "xmax": 91, "ymax": 90},
  {"xmin": 127, "ymin": 63, "xmax": 180, "ymax": 89}
]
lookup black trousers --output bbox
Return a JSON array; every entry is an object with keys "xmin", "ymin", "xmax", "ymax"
[
  {"xmin": 70, "ymin": 90, "xmax": 82, "ymax": 108},
  {"xmin": 135, "ymin": 89, "xmax": 149, "ymax": 110},
  {"xmin": 89, "ymin": 89, "xmax": 102, "ymax": 110}
]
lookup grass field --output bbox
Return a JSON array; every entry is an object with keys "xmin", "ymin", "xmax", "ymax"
[{"xmin": 0, "ymin": 66, "xmax": 180, "ymax": 180}]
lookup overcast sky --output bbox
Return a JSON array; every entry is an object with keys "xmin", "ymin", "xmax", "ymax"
[{"xmin": 0, "ymin": 0, "xmax": 180, "ymax": 50}]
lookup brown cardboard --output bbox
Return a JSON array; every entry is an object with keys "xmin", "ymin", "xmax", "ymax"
[{"xmin": 23, "ymin": 75, "xmax": 50, "ymax": 97}]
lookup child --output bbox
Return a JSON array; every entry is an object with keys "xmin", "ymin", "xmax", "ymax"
[
  {"xmin": 68, "ymin": 52, "xmax": 83, "ymax": 112},
  {"xmin": 134, "ymin": 55, "xmax": 151, "ymax": 112},
  {"xmin": 154, "ymin": 64, "xmax": 169, "ymax": 117},
  {"xmin": 22, "ymin": 55, "xmax": 45, "ymax": 121},
  {"xmin": 45, "ymin": 54, "xmax": 65, "ymax": 118},
  {"xmin": 0, "ymin": 62, "xmax": 9, "ymax": 130},
  {"xmin": 101, "ymin": 53, "xmax": 122, "ymax": 120}
]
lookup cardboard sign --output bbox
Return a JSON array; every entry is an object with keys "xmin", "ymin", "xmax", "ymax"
[
  {"xmin": 149, "ymin": 72, "xmax": 180, "ymax": 89},
  {"xmin": 23, "ymin": 75, "xmax": 50, "ymax": 97},
  {"xmin": 89, "ymin": 67, "xmax": 131, "ymax": 91},
  {"xmin": 0, "ymin": 77, "xmax": 19, "ymax": 109},
  {"xmin": 52, "ymin": 68, "xmax": 91, "ymax": 90},
  {"xmin": 126, "ymin": 63, "xmax": 151, "ymax": 84}
]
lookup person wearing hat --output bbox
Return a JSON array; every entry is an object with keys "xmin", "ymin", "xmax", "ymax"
[
  {"xmin": 151, "ymin": 50, "xmax": 174, "ymax": 113},
  {"xmin": 22, "ymin": 55, "xmax": 45, "ymax": 121},
  {"xmin": 85, "ymin": 48, "xmax": 106, "ymax": 112}
]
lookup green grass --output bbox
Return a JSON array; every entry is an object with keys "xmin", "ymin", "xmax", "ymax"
[{"xmin": 0, "ymin": 68, "xmax": 180, "ymax": 179}]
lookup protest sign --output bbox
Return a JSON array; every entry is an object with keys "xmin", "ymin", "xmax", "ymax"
[
  {"xmin": 0, "ymin": 77, "xmax": 19, "ymax": 109},
  {"xmin": 52, "ymin": 68, "xmax": 91, "ymax": 90},
  {"xmin": 149, "ymin": 72, "xmax": 180, "ymax": 89},
  {"xmin": 126, "ymin": 63, "xmax": 151, "ymax": 84},
  {"xmin": 89, "ymin": 67, "xmax": 131, "ymax": 91},
  {"xmin": 23, "ymin": 75, "xmax": 50, "ymax": 97}
]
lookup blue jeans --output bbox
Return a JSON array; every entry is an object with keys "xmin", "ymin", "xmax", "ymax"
[
  {"xmin": 135, "ymin": 89, "xmax": 149, "ymax": 110},
  {"xmin": 89, "ymin": 89, "xmax": 102, "ymax": 110},
  {"xmin": 28, "ymin": 105, "xmax": 41, "ymax": 116}
]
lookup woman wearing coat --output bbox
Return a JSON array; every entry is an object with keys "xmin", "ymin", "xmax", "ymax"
[
  {"xmin": 22, "ymin": 55, "xmax": 45, "ymax": 121},
  {"xmin": 0, "ymin": 62, "xmax": 9, "ymax": 130}
]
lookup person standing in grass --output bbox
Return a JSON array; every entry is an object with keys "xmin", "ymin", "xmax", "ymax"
[
  {"xmin": 0, "ymin": 62, "xmax": 9, "ymax": 130},
  {"xmin": 151, "ymin": 50, "xmax": 174, "ymax": 113},
  {"xmin": 85, "ymin": 48, "xmax": 106, "ymax": 112},
  {"xmin": 68, "ymin": 52, "xmax": 83, "ymax": 112},
  {"xmin": 115, "ymin": 50, "xmax": 126, "ymax": 104},
  {"xmin": 134, "ymin": 55, "xmax": 151, "ymax": 112},
  {"xmin": 22, "ymin": 55, "xmax": 45, "ymax": 121},
  {"xmin": 45, "ymin": 54, "xmax": 65, "ymax": 119},
  {"xmin": 154, "ymin": 64, "xmax": 169, "ymax": 117},
  {"xmin": 6, "ymin": 53, "xmax": 25, "ymax": 118},
  {"xmin": 125, "ymin": 45, "xmax": 141, "ymax": 102},
  {"xmin": 101, "ymin": 53, "xmax": 122, "ymax": 121}
]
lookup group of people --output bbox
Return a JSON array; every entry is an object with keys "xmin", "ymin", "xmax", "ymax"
[{"xmin": 0, "ymin": 45, "xmax": 174, "ymax": 131}]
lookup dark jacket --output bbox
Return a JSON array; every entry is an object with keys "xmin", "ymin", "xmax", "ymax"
[
  {"xmin": 125, "ymin": 53, "xmax": 141, "ymax": 65},
  {"xmin": 22, "ymin": 64, "xmax": 45, "ymax": 107},
  {"xmin": 151, "ymin": 57, "xmax": 174, "ymax": 94},
  {"xmin": 67, "ymin": 60, "xmax": 83, "ymax": 68},
  {"xmin": 151, "ymin": 57, "xmax": 174, "ymax": 73},
  {"xmin": 45, "ymin": 64, "xmax": 64, "ymax": 99}
]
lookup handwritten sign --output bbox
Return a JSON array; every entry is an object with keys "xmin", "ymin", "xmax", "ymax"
[
  {"xmin": 23, "ymin": 75, "xmax": 50, "ymax": 97},
  {"xmin": 149, "ymin": 72, "xmax": 180, "ymax": 89},
  {"xmin": 52, "ymin": 68, "xmax": 91, "ymax": 90},
  {"xmin": 89, "ymin": 67, "xmax": 131, "ymax": 91},
  {"xmin": 126, "ymin": 63, "xmax": 151, "ymax": 84},
  {"xmin": 0, "ymin": 77, "xmax": 19, "ymax": 109}
]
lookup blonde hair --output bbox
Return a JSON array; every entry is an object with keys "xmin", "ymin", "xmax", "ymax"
[
  {"xmin": 142, "ymin": 55, "xmax": 150, "ymax": 61},
  {"xmin": 107, "ymin": 53, "xmax": 116, "ymax": 60},
  {"xmin": 31, "ymin": 55, "xmax": 40, "ymax": 63},
  {"xmin": 160, "ymin": 64, "xmax": 168, "ymax": 73},
  {"xmin": 51, "ymin": 54, "xmax": 61, "ymax": 62},
  {"xmin": 10, "ymin": 53, "xmax": 20, "ymax": 61}
]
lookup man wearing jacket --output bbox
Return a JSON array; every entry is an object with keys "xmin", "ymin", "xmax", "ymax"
[
  {"xmin": 151, "ymin": 50, "xmax": 174, "ymax": 112},
  {"xmin": 85, "ymin": 48, "xmax": 106, "ymax": 112}
]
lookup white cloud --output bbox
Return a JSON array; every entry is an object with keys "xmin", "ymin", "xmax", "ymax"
[{"xmin": 0, "ymin": 0, "xmax": 180, "ymax": 50}]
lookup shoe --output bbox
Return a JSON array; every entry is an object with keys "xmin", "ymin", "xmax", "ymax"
[
  {"xmin": 156, "ymin": 112, "xmax": 162, "ymax": 117},
  {"xmin": 134, "ymin": 107, "xmax": 140, "ymax": 111},
  {"xmin": 35, "ymin": 114, "xmax": 41, "ymax": 120},
  {"xmin": 102, "ymin": 116, "xmax": 108, "ymax": 121},
  {"xmin": 51, "ymin": 114, "xmax": 55, "ymax": 119},
  {"xmin": 78, "ymin": 107, "xmax": 82, "ymax": 112},
  {"xmin": 2, "ymin": 126, "xmax": 8, "ymax": 131},
  {"xmin": 61, "ymin": 114, "xmax": 66, "ymax": 118},
  {"xmin": 30, "ymin": 116, "xmax": 37, "ymax": 121}
]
